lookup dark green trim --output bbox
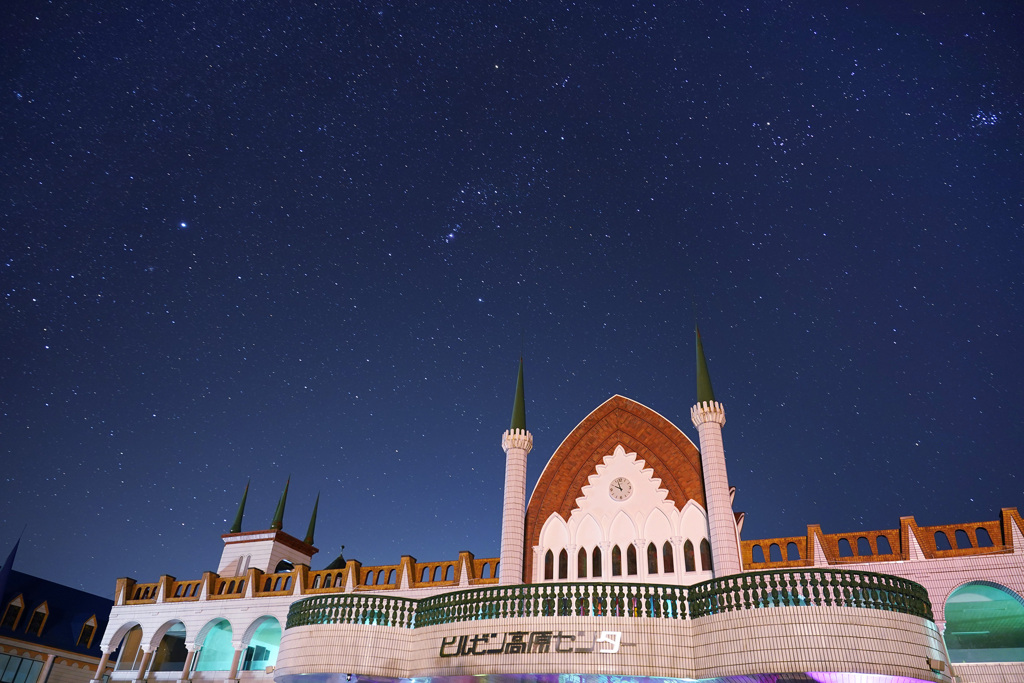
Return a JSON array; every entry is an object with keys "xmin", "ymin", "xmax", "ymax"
[
  {"xmin": 509, "ymin": 357, "xmax": 526, "ymax": 431},
  {"xmin": 695, "ymin": 325, "xmax": 716, "ymax": 404},
  {"xmin": 304, "ymin": 493, "xmax": 319, "ymax": 545},
  {"xmin": 270, "ymin": 477, "xmax": 290, "ymax": 531},
  {"xmin": 229, "ymin": 480, "xmax": 249, "ymax": 534}
]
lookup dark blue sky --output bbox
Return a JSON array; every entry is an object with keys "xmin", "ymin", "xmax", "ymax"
[{"xmin": 2, "ymin": 0, "xmax": 1021, "ymax": 596}]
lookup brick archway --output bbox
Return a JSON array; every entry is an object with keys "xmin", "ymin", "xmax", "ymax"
[{"xmin": 523, "ymin": 395, "xmax": 705, "ymax": 583}]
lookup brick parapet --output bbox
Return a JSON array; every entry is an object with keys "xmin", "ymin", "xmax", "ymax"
[{"xmin": 743, "ymin": 508, "xmax": 1021, "ymax": 570}]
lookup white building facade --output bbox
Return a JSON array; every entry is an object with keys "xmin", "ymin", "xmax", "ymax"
[{"xmin": 91, "ymin": 339, "xmax": 1024, "ymax": 683}]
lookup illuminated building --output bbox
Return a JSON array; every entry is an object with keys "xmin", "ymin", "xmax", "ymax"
[{"xmin": 88, "ymin": 335, "xmax": 1023, "ymax": 683}]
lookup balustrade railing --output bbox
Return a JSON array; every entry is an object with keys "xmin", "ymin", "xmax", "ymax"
[
  {"xmin": 688, "ymin": 568, "xmax": 933, "ymax": 620},
  {"xmin": 287, "ymin": 594, "xmax": 418, "ymax": 629},
  {"xmin": 285, "ymin": 568, "xmax": 932, "ymax": 629},
  {"xmin": 415, "ymin": 582, "xmax": 687, "ymax": 626}
]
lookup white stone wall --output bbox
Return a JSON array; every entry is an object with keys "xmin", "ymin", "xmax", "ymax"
[
  {"xmin": 954, "ymin": 662, "xmax": 1024, "ymax": 683},
  {"xmin": 274, "ymin": 607, "xmax": 950, "ymax": 682},
  {"xmin": 217, "ymin": 534, "xmax": 313, "ymax": 577},
  {"xmin": 534, "ymin": 445, "xmax": 714, "ymax": 585},
  {"xmin": 828, "ymin": 547, "xmax": 1024, "ymax": 624}
]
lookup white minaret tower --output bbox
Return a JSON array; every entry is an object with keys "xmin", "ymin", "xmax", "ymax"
[
  {"xmin": 499, "ymin": 357, "xmax": 532, "ymax": 585},
  {"xmin": 690, "ymin": 327, "xmax": 743, "ymax": 576}
]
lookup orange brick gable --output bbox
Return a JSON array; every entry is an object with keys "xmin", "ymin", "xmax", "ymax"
[{"xmin": 522, "ymin": 395, "xmax": 706, "ymax": 583}]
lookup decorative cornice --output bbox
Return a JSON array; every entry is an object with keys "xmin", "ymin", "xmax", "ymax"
[
  {"xmin": 220, "ymin": 529, "xmax": 318, "ymax": 555},
  {"xmin": 690, "ymin": 400, "xmax": 726, "ymax": 427},
  {"xmin": 502, "ymin": 428, "xmax": 533, "ymax": 453}
]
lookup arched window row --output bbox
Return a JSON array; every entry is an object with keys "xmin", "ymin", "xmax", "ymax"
[
  {"xmin": 309, "ymin": 572, "xmax": 345, "ymax": 589},
  {"xmin": 417, "ymin": 565, "xmax": 455, "ymax": 583},
  {"xmin": 935, "ymin": 528, "xmax": 995, "ymax": 551},
  {"xmin": 113, "ymin": 618, "xmax": 283, "ymax": 674},
  {"xmin": 540, "ymin": 537, "xmax": 711, "ymax": 581}
]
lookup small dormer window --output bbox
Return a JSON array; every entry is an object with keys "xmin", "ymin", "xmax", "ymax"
[
  {"xmin": 1, "ymin": 596, "xmax": 24, "ymax": 630},
  {"xmin": 78, "ymin": 616, "xmax": 98, "ymax": 647},
  {"xmin": 26, "ymin": 602, "xmax": 48, "ymax": 636}
]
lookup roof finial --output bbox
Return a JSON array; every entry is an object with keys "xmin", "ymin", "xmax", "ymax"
[
  {"xmin": 696, "ymin": 325, "xmax": 716, "ymax": 404},
  {"xmin": 510, "ymin": 356, "xmax": 526, "ymax": 431},
  {"xmin": 304, "ymin": 493, "xmax": 319, "ymax": 545},
  {"xmin": 229, "ymin": 480, "xmax": 250, "ymax": 533},
  {"xmin": 270, "ymin": 477, "xmax": 290, "ymax": 531}
]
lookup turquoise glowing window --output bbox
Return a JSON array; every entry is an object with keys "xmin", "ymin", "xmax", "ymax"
[
  {"xmin": 945, "ymin": 582, "xmax": 1024, "ymax": 663},
  {"xmin": 195, "ymin": 620, "xmax": 234, "ymax": 671},
  {"xmin": 241, "ymin": 619, "xmax": 281, "ymax": 671}
]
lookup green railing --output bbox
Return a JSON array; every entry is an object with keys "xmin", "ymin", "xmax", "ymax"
[
  {"xmin": 285, "ymin": 568, "xmax": 933, "ymax": 629},
  {"xmin": 689, "ymin": 568, "xmax": 934, "ymax": 621},
  {"xmin": 416, "ymin": 582, "xmax": 687, "ymax": 626},
  {"xmin": 286, "ymin": 593, "xmax": 418, "ymax": 628}
]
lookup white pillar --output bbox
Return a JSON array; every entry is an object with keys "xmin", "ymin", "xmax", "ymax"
[
  {"xmin": 499, "ymin": 428, "xmax": 532, "ymax": 585},
  {"xmin": 691, "ymin": 401, "xmax": 742, "ymax": 576},
  {"xmin": 90, "ymin": 650, "xmax": 112, "ymax": 683}
]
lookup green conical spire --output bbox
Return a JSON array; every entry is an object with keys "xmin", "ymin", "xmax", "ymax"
[
  {"xmin": 229, "ymin": 480, "xmax": 250, "ymax": 533},
  {"xmin": 304, "ymin": 493, "xmax": 319, "ymax": 545},
  {"xmin": 270, "ymin": 477, "xmax": 290, "ymax": 531},
  {"xmin": 509, "ymin": 357, "xmax": 526, "ymax": 431},
  {"xmin": 695, "ymin": 325, "xmax": 716, "ymax": 404}
]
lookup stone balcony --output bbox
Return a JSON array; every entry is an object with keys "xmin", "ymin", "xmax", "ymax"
[{"xmin": 276, "ymin": 567, "xmax": 952, "ymax": 683}]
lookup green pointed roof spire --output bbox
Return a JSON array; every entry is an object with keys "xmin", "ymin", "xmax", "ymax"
[
  {"xmin": 304, "ymin": 493, "xmax": 319, "ymax": 545},
  {"xmin": 695, "ymin": 325, "xmax": 717, "ymax": 404},
  {"xmin": 270, "ymin": 477, "xmax": 290, "ymax": 531},
  {"xmin": 509, "ymin": 357, "xmax": 526, "ymax": 431},
  {"xmin": 229, "ymin": 480, "xmax": 250, "ymax": 533}
]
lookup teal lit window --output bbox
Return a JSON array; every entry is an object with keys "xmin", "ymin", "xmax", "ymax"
[
  {"xmin": 241, "ymin": 619, "xmax": 280, "ymax": 671},
  {"xmin": 945, "ymin": 582, "xmax": 1024, "ymax": 663},
  {"xmin": 195, "ymin": 620, "xmax": 234, "ymax": 671}
]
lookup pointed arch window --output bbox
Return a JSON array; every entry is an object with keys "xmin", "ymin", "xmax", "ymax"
[
  {"xmin": 557, "ymin": 549, "xmax": 568, "ymax": 580},
  {"xmin": 544, "ymin": 550, "xmax": 554, "ymax": 580},
  {"xmin": 76, "ymin": 616, "xmax": 98, "ymax": 648},
  {"xmin": 626, "ymin": 545, "xmax": 638, "ymax": 575},
  {"xmin": 611, "ymin": 545, "xmax": 622, "ymax": 576},
  {"xmin": 26, "ymin": 602, "xmax": 48, "ymax": 636},
  {"xmin": 662, "ymin": 541, "xmax": 674, "ymax": 573},
  {"xmin": 699, "ymin": 539, "xmax": 713, "ymax": 571},
  {"xmin": 592, "ymin": 547, "xmax": 602, "ymax": 578},
  {"xmin": 683, "ymin": 540, "xmax": 695, "ymax": 572},
  {"xmin": 577, "ymin": 548, "xmax": 587, "ymax": 578},
  {"xmin": 647, "ymin": 543, "xmax": 658, "ymax": 574},
  {"xmin": 1, "ymin": 596, "xmax": 23, "ymax": 631}
]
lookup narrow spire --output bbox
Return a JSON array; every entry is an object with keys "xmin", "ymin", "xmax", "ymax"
[
  {"xmin": 229, "ymin": 480, "xmax": 250, "ymax": 533},
  {"xmin": 695, "ymin": 325, "xmax": 716, "ymax": 404},
  {"xmin": 510, "ymin": 356, "xmax": 526, "ymax": 431},
  {"xmin": 270, "ymin": 477, "xmax": 290, "ymax": 531},
  {"xmin": 304, "ymin": 493, "xmax": 319, "ymax": 545}
]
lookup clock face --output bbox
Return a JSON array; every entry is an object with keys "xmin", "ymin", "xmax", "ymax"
[{"xmin": 609, "ymin": 477, "xmax": 633, "ymax": 501}]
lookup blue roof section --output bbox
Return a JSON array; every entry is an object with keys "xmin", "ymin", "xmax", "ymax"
[{"xmin": 1, "ymin": 570, "xmax": 114, "ymax": 658}]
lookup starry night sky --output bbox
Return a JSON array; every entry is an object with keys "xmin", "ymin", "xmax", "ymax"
[{"xmin": 3, "ymin": 1, "xmax": 1022, "ymax": 597}]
